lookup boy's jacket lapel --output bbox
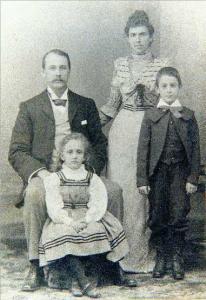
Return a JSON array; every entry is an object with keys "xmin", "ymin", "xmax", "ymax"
[{"xmin": 148, "ymin": 108, "xmax": 167, "ymax": 123}]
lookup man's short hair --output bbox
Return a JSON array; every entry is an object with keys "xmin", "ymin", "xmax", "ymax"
[{"xmin": 42, "ymin": 49, "xmax": 71, "ymax": 69}]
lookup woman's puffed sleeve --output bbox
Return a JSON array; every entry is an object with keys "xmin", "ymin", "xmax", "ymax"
[
  {"xmin": 86, "ymin": 174, "xmax": 108, "ymax": 223},
  {"xmin": 144, "ymin": 57, "xmax": 171, "ymax": 91},
  {"xmin": 100, "ymin": 58, "xmax": 124, "ymax": 119},
  {"xmin": 43, "ymin": 173, "xmax": 72, "ymax": 225}
]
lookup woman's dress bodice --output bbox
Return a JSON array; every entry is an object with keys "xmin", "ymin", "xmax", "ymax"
[{"xmin": 101, "ymin": 54, "xmax": 169, "ymax": 117}]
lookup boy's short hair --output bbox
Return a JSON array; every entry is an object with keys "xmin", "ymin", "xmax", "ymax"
[{"xmin": 155, "ymin": 67, "xmax": 182, "ymax": 87}]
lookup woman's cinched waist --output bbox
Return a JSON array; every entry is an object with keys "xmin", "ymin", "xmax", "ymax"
[{"xmin": 122, "ymin": 103, "xmax": 152, "ymax": 111}]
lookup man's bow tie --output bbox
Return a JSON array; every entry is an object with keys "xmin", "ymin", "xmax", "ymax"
[
  {"xmin": 158, "ymin": 105, "xmax": 183, "ymax": 118},
  {"xmin": 52, "ymin": 99, "xmax": 67, "ymax": 107}
]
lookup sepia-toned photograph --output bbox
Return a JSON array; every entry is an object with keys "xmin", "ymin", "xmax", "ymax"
[{"xmin": 1, "ymin": 1, "xmax": 206, "ymax": 299}]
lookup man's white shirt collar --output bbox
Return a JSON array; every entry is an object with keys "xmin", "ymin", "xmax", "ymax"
[
  {"xmin": 157, "ymin": 98, "xmax": 182, "ymax": 108},
  {"xmin": 47, "ymin": 87, "xmax": 69, "ymax": 101}
]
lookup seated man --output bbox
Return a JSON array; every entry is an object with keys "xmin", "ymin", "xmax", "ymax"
[{"xmin": 8, "ymin": 49, "xmax": 136, "ymax": 291}]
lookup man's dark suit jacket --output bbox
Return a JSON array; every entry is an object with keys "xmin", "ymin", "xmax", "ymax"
[
  {"xmin": 136, "ymin": 106, "xmax": 201, "ymax": 187},
  {"xmin": 9, "ymin": 90, "xmax": 107, "ymax": 203}
]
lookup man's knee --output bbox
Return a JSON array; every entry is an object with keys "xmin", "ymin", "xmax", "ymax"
[
  {"xmin": 24, "ymin": 177, "xmax": 45, "ymax": 209},
  {"xmin": 101, "ymin": 177, "xmax": 124, "ymax": 221},
  {"xmin": 101, "ymin": 177, "xmax": 123, "ymax": 199}
]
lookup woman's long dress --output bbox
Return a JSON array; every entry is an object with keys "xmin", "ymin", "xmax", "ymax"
[
  {"xmin": 39, "ymin": 165, "xmax": 129, "ymax": 267},
  {"xmin": 101, "ymin": 53, "xmax": 169, "ymax": 273}
]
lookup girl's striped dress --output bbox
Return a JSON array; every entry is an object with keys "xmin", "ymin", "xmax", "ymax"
[{"xmin": 39, "ymin": 164, "xmax": 129, "ymax": 266}]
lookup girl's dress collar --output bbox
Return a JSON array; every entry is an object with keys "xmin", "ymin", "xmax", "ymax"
[{"xmin": 61, "ymin": 164, "xmax": 87, "ymax": 179}]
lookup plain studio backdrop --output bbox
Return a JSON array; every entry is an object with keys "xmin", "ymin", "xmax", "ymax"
[{"xmin": 1, "ymin": 1, "xmax": 206, "ymax": 199}]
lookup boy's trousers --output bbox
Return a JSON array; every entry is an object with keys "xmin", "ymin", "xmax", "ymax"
[{"xmin": 148, "ymin": 161, "xmax": 191, "ymax": 248}]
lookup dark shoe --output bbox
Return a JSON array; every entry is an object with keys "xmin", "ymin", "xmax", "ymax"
[
  {"xmin": 82, "ymin": 283, "xmax": 101, "ymax": 298},
  {"xmin": 121, "ymin": 278, "xmax": 137, "ymax": 287},
  {"xmin": 118, "ymin": 269, "xmax": 137, "ymax": 287},
  {"xmin": 71, "ymin": 279, "xmax": 83, "ymax": 297},
  {"xmin": 153, "ymin": 256, "xmax": 166, "ymax": 278},
  {"xmin": 172, "ymin": 254, "xmax": 184, "ymax": 280},
  {"xmin": 21, "ymin": 264, "xmax": 41, "ymax": 292}
]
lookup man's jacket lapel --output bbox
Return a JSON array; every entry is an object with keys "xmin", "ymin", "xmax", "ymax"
[
  {"xmin": 68, "ymin": 90, "xmax": 80, "ymax": 125},
  {"xmin": 40, "ymin": 90, "xmax": 55, "ymax": 123}
]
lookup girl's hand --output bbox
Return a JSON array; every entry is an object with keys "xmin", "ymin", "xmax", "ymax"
[
  {"xmin": 71, "ymin": 220, "xmax": 87, "ymax": 233},
  {"xmin": 186, "ymin": 182, "xmax": 197, "ymax": 194},
  {"xmin": 138, "ymin": 186, "xmax": 151, "ymax": 195}
]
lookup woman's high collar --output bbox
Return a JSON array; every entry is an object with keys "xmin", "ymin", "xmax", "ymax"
[{"xmin": 131, "ymin": 51, "xmax": 153, "ymax": 62}]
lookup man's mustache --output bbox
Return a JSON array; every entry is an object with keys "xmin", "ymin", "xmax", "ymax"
[{"xmin": 52, "ymin": 79, "xmax": 65, "ymax": 82}]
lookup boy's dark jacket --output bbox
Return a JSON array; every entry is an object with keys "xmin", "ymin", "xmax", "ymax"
[{"xmin": 136, "ymin": 106, "xmax": 200, "ymax": 187}]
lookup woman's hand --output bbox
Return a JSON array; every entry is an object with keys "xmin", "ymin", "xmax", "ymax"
[
  {"xmin": 99, "ymin": 111, "xmax": 112, "ymax": 127},
  {"xmin": 138, "ymin": 186, "xmax": 151, "ymax": 195},
  {"xmin": 71, "ymin": 220, "xmax": 87, "ymax": 233},
  {"xmin": 186, "ymin": 182, "xmax": 197, "ymax": 194},
  {"xmin": 112, "ymin": 60, "xmax": 132, "ymax": 87}
]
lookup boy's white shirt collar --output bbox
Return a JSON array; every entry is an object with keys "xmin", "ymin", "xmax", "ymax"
[
  {"xmin": 157, "ymin": 98, "xmax": 182, "ymax": 108},
  {"xmin": 47, "ymin": 87, "xmax": 68, "ymax": 100},
  {"xmin": 61, "ymin": 163, "xmax": 87, "ymax": 179}
]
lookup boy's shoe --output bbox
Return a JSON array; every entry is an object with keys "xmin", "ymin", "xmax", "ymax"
[
  {"xmin": 152, "ymin": 255, "xmax": 166, "ymax": 278},
  {"xmin": 172, "ymin": 254, "xmax": 184, "ymax": 280}
]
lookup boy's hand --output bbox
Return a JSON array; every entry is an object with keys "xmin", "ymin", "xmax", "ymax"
[
  {"xmin": 186, "ymin": 182, "xmax": 197, "ymax": 194},
  {"xmin": 138, "ymin": 186, "xmax": 151, "ymax": 195},
  {"xmin": 71, "ymin": 220, "xmax": 87, "ymax": 233}
]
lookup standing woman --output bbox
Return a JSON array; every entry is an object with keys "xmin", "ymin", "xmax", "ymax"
[{"xmin": 100, "ymin": 10, "xmax": 169, "ymax": 273}]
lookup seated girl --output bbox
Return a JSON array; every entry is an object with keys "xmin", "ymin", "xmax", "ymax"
[{"xmin": 39, "ymin": 133, "xmax": 129, "ymax": 298}]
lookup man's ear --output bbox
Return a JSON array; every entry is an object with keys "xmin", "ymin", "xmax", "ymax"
[{"xmin": 149, "ymin": 36, "xmax": 153, "ymax": 47}]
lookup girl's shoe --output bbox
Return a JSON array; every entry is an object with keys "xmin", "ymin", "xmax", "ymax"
[
  {"xmin": 82, "ymin": 283, "xmax": 101, "ymax": 298},
  {"xmin": 71, "ymin": 279, "xmax": 83, "ymax": 297}
]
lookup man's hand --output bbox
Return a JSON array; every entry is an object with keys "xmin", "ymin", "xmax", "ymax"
[
  {"xmin": 186, "ymin": 182, "xmax": 197, "ymax": 194},
  {"xmin": 37, "ymin": 169, "xmax": 51, "ymax": 180},
  {"xmin": 71, "ymin": 220, "xmax": 87, "ymax": 233},
  {"xmin": 138, "ymin": 186, "xmax": 151, "ymax": 195}
]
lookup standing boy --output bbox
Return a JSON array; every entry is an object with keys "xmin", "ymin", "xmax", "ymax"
[{"xmin": 136, "ymin": 67, "xmax": 200, "ymax": 280}]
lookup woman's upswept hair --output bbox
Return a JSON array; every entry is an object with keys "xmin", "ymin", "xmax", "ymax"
[
  {"xmin": 155, "ymin": 67, "xmax": 182, "ymax": 88},
  {"xmin": 124, "ymin": 10, "xmax": 154, "ymax": 37}
]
